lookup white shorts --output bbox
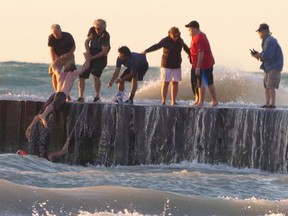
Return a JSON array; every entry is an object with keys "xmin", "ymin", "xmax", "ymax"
[{"xmin": 160, "ymin": 68, "xmax": 182, "ymax": 82}]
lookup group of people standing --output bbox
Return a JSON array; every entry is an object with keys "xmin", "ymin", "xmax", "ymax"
[
  {"xmin": 25, "ymin": 19, "xmax": 284, "ymax": 161},
  {"xmin": 47, "ymin": 19, "xmax": 219, "ymax": 107},
  {"xmin": 45, "ymin": 19, "xmax": 286, "ymax": 110}
]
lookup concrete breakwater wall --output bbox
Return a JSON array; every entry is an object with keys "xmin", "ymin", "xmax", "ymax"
[{"xmin": 0, "ymin": 99, "xmax": 287, "ymax": 173}]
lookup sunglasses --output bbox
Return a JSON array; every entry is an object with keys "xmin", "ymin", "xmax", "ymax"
[{"xmin": 94, "ymin": 27, "xmax": 102, "ymax": 31}]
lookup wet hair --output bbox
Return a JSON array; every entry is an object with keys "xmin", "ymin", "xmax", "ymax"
[
  {"xmin": 93, "ymin": 19, "xmax": 107, "ymax": 29},
  {"xmin": 118, "ymin": 46, "xmax": 131, "ymax": 56},
  {"xmin": 168, "ymin": 27, "xmax": 181, "ymax": 36}
]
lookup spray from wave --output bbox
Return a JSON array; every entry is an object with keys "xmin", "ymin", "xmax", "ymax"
[
  {"xmin": 1, "ymin": 62, "xmax": 288, "ymax": 106},
  {"xmin": 136, "ymin": 65, "xmax": 288, "ymax": 106}
]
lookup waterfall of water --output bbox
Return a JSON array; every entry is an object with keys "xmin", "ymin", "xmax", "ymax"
[
  {"xmin": 2, "ymin": 100, "xmax": 287, "ymax": 173},
  {"xmin": 53, "ymin": 104, "xmax": 288, "ymax": 173}
]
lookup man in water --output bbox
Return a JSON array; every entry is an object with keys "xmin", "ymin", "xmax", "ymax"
[
  {"xmin": 25, "ymin": 57, "xmax": 90, "ymax": 161},
  {"xmin": 76, "ymin": 19, "xmax": 111, "ymax": 102},
  {"xmin": 251, "ymin": 23, "xmax": 283, "ymax": 109},
  {"xmin": 107, "ymin": 46, "xmax": 149, "ymax": 104},
  {"xmin": 48, "ymin": 24, "xmax": 76, "ymax": 100}
]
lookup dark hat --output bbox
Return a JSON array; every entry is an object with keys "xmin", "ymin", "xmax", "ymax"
[
  {"xmin": 185, "ymin": 20, "xmax": 200, "ymax": 28},
  {"xmin": 256, "ymin": 23, "xmax": 269, "ymax": 32}
]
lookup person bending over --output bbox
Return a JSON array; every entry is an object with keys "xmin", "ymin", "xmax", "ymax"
[{"xmin": 107, "ymin": 46, "xmax": 149, "ymax": 104}]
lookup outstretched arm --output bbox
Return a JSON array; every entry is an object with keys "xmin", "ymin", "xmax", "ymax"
[
  {"xmin": 47, "ymin": 136, "xmax": 72, "ymax": 162},
  {"xmin": 107, "ymin": 67, "xmax": 121, "ymax": 87}
]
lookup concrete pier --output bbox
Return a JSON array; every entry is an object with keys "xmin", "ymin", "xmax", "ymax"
[{"xmin": 0, "ymin": 99, "xmax": 287, "ymax": 173}]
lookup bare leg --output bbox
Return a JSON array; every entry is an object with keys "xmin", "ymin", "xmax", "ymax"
[
  {"xmin": 208, "ymin": 84, "xmax": 218, "ymax": 106},
  {"xmin": 39, "ymin": 104, "xmax": 54, "ymax": 128},
  {"xmin": 93, "ymin": 76, "xmax": 101, "ymax": 98},
  {"xmin": 264, "ymin": 88, "xmax": 270, "ymax": 106},
  {"xmin": 78, "ymin": 78, "xmax": 86, "ymax": 98},
  {"xmin": 192, "ymin": 94, "xmax": 199, "ymax": 105},
  {"xmin": 171, "ymin": 81, "xmax": 178, "ymax": 105},
  {"xmin": 25, "ymin": 115, "xmax": 40, "ymax": 140},
  {"xmin": 118, "ymin": 80, "xmax": 125, "ymax": 92},
  {"xmin": 130, "ymin": 77, "xmax": 138, "ymax": 97},
  {"xmin": 52, "ymin": 74, "xmax": 57, "ymax": 92},
  {"xmin": 195, "ymin": 87, "xmax": 205, "ymax": 107},
  {"xmin": 161, "ymin": 82, "xmax": 169, "ymax": 104},
  {"xmin": 269, "ymin": 89, "xmax": 276, "ymax": 106}
]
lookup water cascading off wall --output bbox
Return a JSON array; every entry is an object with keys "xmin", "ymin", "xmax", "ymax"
[{"xmin": 1, "ymin": 100, "xmax": 287, "ymax": 173}]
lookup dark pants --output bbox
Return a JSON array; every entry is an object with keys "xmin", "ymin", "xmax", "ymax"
[
  {"xmin": 190, "ymin": 68, "xmax": 198, "ymax": 97},
  {"xmin": 120, "ymin": 62, "xmax": 149, "ymax": 81}
]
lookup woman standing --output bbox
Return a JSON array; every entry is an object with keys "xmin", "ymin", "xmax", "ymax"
[{"xmin": 143, "ymin": 27, "xmax": 190, "ymax": 105}]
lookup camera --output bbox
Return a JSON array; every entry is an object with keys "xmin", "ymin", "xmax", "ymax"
[{"xmin": 250, "ymin": 49, "xmax": 259, "ymax": 55}]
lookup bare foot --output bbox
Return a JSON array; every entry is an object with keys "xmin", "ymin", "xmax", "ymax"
[
  {"xmin": 39, "ymin": 114, "xmax": 48, "ymax": 128},
  {"xmin": 211, "ymin": 102, "xmax": 218, "ymax": 107},
  {"xmin": 192, "ymin": 100, "xmax": 199, "ymax": 106},
  {"xmin": 194, "ymin": 103, "xmax": 204, "ymax": 107}
]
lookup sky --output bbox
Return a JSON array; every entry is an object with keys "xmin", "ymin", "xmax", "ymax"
[{"xmin": 0, "ymin": 0, "xmax": 287, "ymax": 72}]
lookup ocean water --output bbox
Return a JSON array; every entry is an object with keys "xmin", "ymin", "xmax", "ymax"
[{"xmin": 0, "ymin": 61, "xmax": 288, "ymax": 215}]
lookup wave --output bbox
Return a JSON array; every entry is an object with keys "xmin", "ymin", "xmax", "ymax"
[
  {"xmin": 1, "ymin": 154, "xmax": 288, "ymax": 200},
  {"xmin": 1, "ymin": 62, "xmax": 288, "ymax": 106},
  {"xmin": 0, "ymin": 179, "xmax": 287, "ymax": 216},
  {"xmin": 136, "ymin": 65, "xmax": 288, "ymax": 106}
]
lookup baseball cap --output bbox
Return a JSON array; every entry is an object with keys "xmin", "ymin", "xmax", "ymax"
[
  {"xmin": 256, "ymin": 23, "xmax": 269, "ymax": 32},
  {"xmin": 185, "ymin": 20, "xmax": 200, "ymax": 28}
]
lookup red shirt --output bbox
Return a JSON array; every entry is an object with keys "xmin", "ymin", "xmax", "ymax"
[{"xmin": 190, "ymin": 32, "xmax": 215, "ymax": 69}]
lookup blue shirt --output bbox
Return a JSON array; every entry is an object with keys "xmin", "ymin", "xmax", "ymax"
[
  {"xmin": 260, "ymin": 35, "xmax": 283, "ymax": 73},
  {"xmin": 116, "ymin": 52, "xmax": 147, "ymax": 72}
]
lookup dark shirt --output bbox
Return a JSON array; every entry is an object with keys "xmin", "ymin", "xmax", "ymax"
[
  {"xmin": 116, "ymin": 52, "xmax": 147, "ymax": 72},
  {"xmin": 48, "ymin": 32, "xmax": 75, "ymax": 57},
  {"xmin": 145, "ymin": 36, "xmax": 190, "ymax": 69},
  {"xmin": 87, "ymin": 27, "xmax": 111, "ymax": 56}
]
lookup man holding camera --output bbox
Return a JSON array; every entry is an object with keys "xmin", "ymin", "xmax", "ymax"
[{"xmin": 251, "ymin": 23, "xmax": 283, "ymax": 109}]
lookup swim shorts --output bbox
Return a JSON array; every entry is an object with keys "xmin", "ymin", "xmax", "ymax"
[
  {"xmin": 120, "ymin": 62, "xmax": 149, "ymax": 82},
  {"xmin": 192, "ymin": 67, "xmax": 214, "ymax": 88},
  {"xmin": 79, "ymin": 57, "xmax": 107, "ymax": 79}
]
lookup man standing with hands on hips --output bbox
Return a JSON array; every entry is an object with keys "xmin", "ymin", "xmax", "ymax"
[
  {"xmin": 251, "ymin": 23, "xmax": 283, "ymax": 109},
  {"xmin": 185, "ymin": 20, "xmax": 218, "ymax": 107}
]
